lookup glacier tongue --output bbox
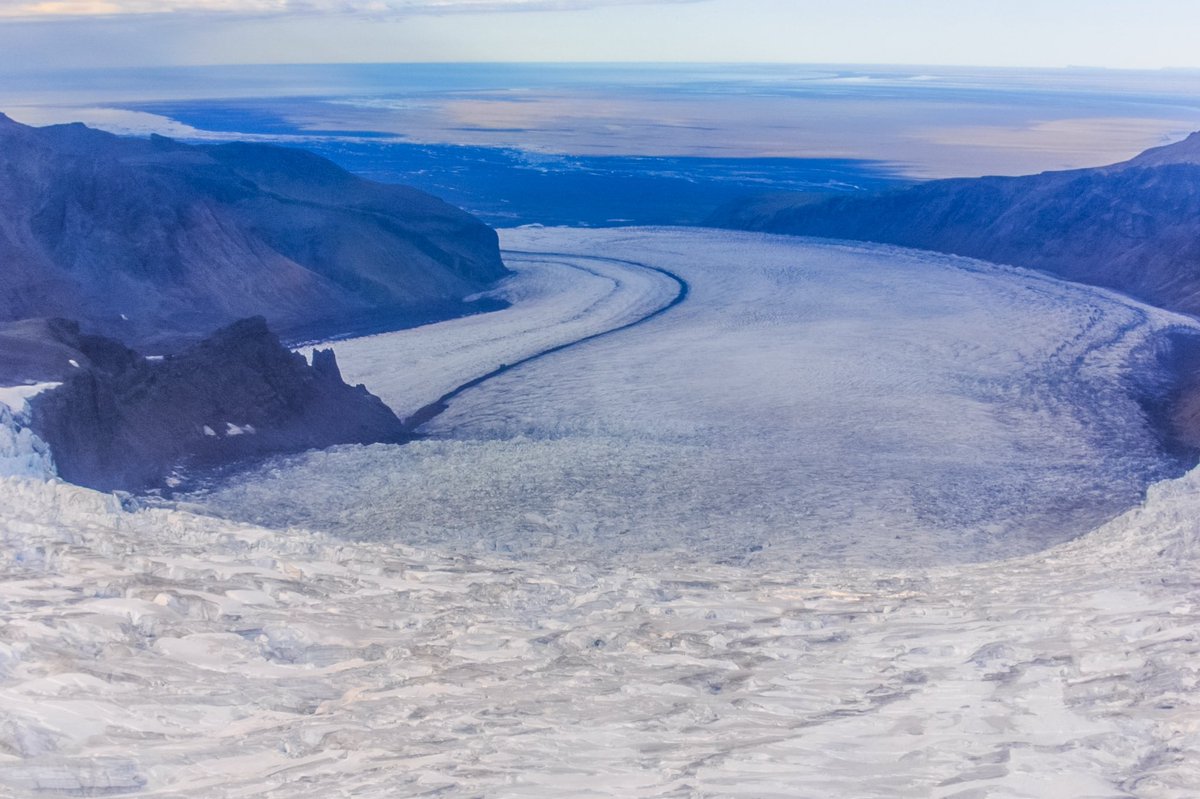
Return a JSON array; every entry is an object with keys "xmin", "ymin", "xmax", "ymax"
[
  {"xmin": 200, "ymin": 228, "xmax": 1200, "ymax": 567},
  {"xmin": 1, "ymin": 467, "xmax": 1199, "ymax": 796}
]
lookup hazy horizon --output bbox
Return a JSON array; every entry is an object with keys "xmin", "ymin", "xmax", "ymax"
[
  {"xmin": 3, "ymin": 1, "xmax": 1200, "ymax": 71},
  {"xmin": 5, "ymin": 62, "xmax": 1200, "ymax": 185}
]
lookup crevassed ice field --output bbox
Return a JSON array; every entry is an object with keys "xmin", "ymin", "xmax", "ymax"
[{"xmin": 3, "ymin": 227, "xmax": 1200, "ymax": 797}]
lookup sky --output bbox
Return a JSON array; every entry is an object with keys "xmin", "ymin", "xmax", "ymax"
[{"xmin": 1, "ymin": 0, "xmax": 1200, "ymax": 71}]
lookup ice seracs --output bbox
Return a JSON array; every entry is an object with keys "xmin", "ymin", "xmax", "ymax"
[{"xmin": 0, "ymin": 383, "xmax": 58, "ymax": 480}]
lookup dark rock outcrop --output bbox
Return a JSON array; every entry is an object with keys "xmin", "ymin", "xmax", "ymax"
[
  {"xmin": 0, "ymin": 113, "xmax": 507, "ymax": 348},
  {"xmin": 710, "ymin": 131, "xmax": 1200, "ymax": 317},
  {"xmin": 28, "ymin": 317, "xmax": 407, "ymax": 491}
]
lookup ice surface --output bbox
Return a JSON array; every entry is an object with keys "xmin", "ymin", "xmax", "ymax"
[
  {"xmin": 200, "ymin": 228, "xmax": 1197, "ymax": 566},
  {"xmin": 2, "ymin": 463, "xmax": 1199, "ymax": 796}
]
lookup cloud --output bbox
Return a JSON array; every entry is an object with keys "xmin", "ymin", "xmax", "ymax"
[{"xmin": 0, "ymin": 0, "xmax": 699, "ymax": 19}]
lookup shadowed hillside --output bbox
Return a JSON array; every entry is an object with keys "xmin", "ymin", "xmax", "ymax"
[
  {"xmin": 711, "ymin": 132, "xmax": 1200, "ymax": 317},
  {"xmin": 0, "ymin": 114, "xmax": 507, "ymax": 347}
]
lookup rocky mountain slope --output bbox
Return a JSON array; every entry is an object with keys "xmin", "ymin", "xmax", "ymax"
[
  {"xmin": 28, "ymin": 317, "xmax": 407, "ymax": 492},
  {"xmin": 0, "ymin": 114, "xmax": 507, "ymax": 347},
  {"xmin": 711, "ymin": 132, "xmax": 1200, "ymax": 316}
]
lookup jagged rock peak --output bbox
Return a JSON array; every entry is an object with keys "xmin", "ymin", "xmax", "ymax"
[
  {"xmin": 311, "ymin": 348, "xmax": 344, "ymax": 384},
  {"xmin": 26, "ymin": 317, "xmax": 409, "ymax": 492}
]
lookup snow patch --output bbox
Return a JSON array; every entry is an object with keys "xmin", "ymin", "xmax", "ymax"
[{"xmin": 0, "ymin": 382, "xmax": 60, "ymax": 413}]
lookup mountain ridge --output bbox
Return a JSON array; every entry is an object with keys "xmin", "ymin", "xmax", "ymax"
[
  {"xmin": 1117, "ymin": 130, "xmax": 1200, "ymax": 170},
  {"xmin": 0, "ymin": 113, "xmax": 508, "ymax": 347},
  {"xmin": 710, "ymin": 131, "xmax": 1200, "ymax": 317}
]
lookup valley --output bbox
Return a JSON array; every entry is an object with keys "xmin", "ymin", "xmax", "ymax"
[{"xmin": 4, "ymin": 55, "xmax": 1200, "ymax": 799}]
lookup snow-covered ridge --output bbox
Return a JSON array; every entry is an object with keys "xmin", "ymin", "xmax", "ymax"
[{"xmin": 1, "ymin": 460, "xmax": 1198, "ymax": 796}]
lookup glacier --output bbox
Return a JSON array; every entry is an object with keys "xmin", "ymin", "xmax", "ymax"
[
  {"xmin": 3, "ymin": 227, "xmax": 1200, "ymax": 797},
  {"xmin": 200, "ymin": 228, "xmax": 1197, "ymax": 567}
]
